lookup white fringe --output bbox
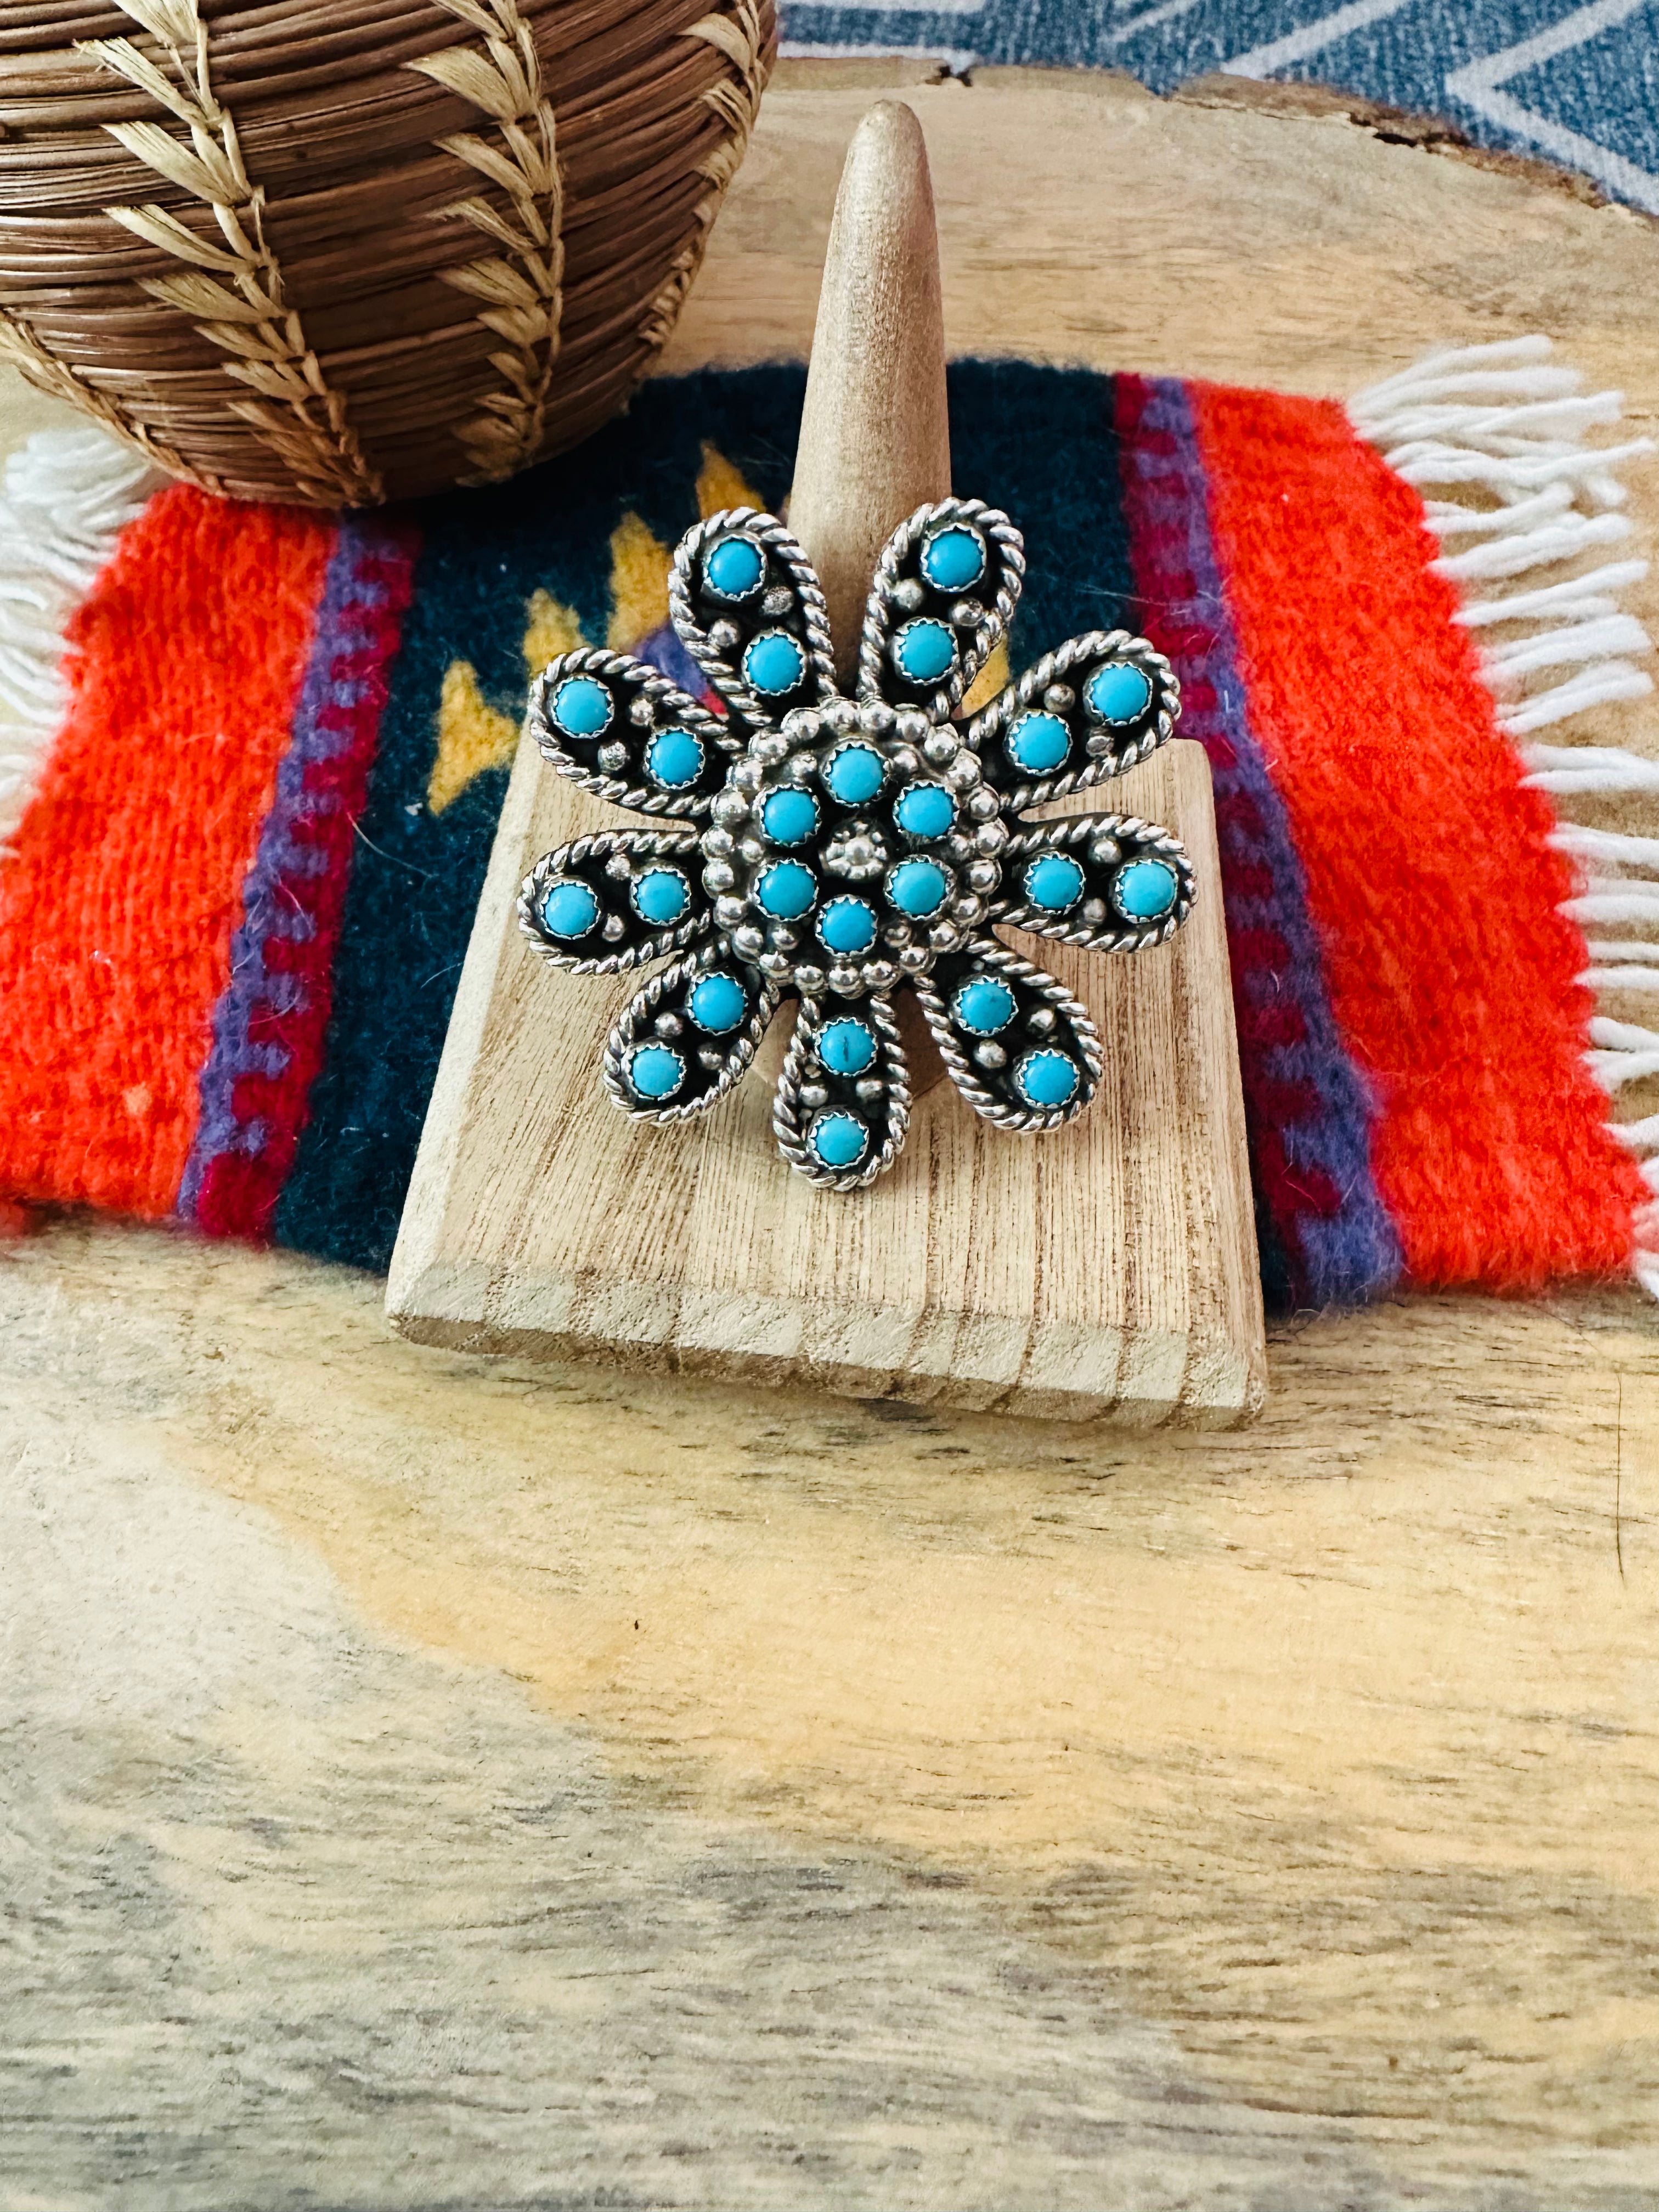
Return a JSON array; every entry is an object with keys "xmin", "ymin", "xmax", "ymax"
[
  {"xmin": 1523, "ymin": 741, "xmax": 1659, "ymax": 795},
  {"xmin": 0, "ymin": 427, "xmax": 161, "ymax": 853},
  {"xmin": 1352, "ymin": 336, "xmax": 1659, "ymax": 1299}
]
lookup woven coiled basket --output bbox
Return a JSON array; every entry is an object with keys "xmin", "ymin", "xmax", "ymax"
[{"xmin": 0, "ymin": 0, "xmax": 775, "ymax": 505}]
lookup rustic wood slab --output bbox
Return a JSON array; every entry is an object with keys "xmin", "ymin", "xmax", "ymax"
[
  {"xmin": 388, "ymin": 735, "xmax": 1261, "ymax": 1421},
  {"xmin": 5, "ymin": 61, "xmax": 1659, "ymax": 2211}
]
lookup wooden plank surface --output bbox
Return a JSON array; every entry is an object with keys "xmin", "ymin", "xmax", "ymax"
[
  {"xmin": 388, "ymin": 737, "xmax": 1264, "ymax": 1423},
  {"xmin": 4, "ymin": 61, "xmax": 1659, "ymax": 2209}
]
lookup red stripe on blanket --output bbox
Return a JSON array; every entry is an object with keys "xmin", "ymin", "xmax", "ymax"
[
  {"xmin": 0, "ymin": 487, "xmax": 334, "ymax": 1217},
  {"xmin": 1191, "ymin": 382, "xmax": 1644, "ymax": 1288}
]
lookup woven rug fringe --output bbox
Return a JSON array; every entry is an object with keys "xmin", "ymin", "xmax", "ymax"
[
  {"xmin": 0, "ymin": 426, "xmax": 159, "ymax": 851},
  {"xmin": 1354, "ymin": 334, "xmax": 1659, "ymax": 1295}
]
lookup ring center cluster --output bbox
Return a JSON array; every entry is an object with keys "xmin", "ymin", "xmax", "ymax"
[{"xmin": 697, "ymin": 696, "xmax": 1009, "ymax": 998}]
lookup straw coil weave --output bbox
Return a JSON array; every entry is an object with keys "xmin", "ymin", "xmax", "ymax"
[{"xmin": 0, "ymin": 0, "xmax": 776, "ymax": 504}]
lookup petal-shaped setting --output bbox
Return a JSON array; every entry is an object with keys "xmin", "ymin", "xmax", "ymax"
[
  {"xmin": 966, "ymin": 631, "xmax": 1178, "ymax": 812},
  {"xmin": 773, "ymin": 992, "xmax": 911, "ymax": 1189},
  {"xmin": 518, "ymin": 827, "xmax": 710, "ymax": 974},
  {"xmin": 528, "ymin": 648, "xmax": 737, "ymax": 818},
  {"xmin": 669, "ymin": 509, "xmax": 836, "ymax": 737},
  {"xmin": 859, "ymin": 498, "xmax": 1024, "ymax": 720},
  {"xmin": 915, "ymin": 941, "xmax": 1103, "ymax": 1132},
  {"xmin": 601, "ymin": 942, "xmax": 780, "ymax": 1121},
  {"xmin": 991, "ymin": 813, "xmax": 1194, "ymax": 953}
]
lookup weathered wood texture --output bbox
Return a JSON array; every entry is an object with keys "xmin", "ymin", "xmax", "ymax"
[
  {"xmin": 5, "ymin": 61, "xmax": 1659, "ymax": 2210},
  {"xmin": 389, "ymin": 738, "xmax": 1263, "ymax": 1422},
  {"xmin": 4, "ymin": 1220, "xmax": 1658, "ymax": 2209}
]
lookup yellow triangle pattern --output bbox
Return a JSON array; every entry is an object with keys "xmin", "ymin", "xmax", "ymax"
[
  {"xmin": 427, "ymin": 661, "xmax": 520, "ymax": 815},
  {"xmin": 523, "ymin": 587, "xmax": 584, "ymax": 673},
  {"xmin": 427, "ymin": 445, "xmax": 776, "ymax": 814},
  {"xmin": 606, "ymin": 512, "xmax": 672, "ymax": 652},
  {"xmin": 696, "ymin": 441, "xmax": 765, "ymax": 517},
  {"xmin": 428, "ymin": 589, "xmax": 589, "ymax": 814}
]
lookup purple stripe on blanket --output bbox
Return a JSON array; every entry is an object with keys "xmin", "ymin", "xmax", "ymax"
[{"xmin": 1119, "ymin": 373, "xmax": 1402, "ymax": 1307}]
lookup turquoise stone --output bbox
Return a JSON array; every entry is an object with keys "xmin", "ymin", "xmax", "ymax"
[
  {"xmin": 1085, "ymin": 661, "xmax": 1153, "ymax": 724},
  {"xmin": 817, "ymin": 896, "xmax": 877, "ymax": 955},
  {"xmin": 819, "ymin": 1017, "xmax": 876, "ymax": 1076},
  {"xmin": 952, "ymin": 975, "xmax": 1015, "ymax": 1036},
  {"xmin": 551, "ymin": 675, "xmax": 612, "ymax": 740},
  {"xmin": 704, "ymin": 534, "xmax": 765, "ymax": 600},
  {"xmin": 887, "ymin": 857, "xmax": 949, "ymax": 918},
  {"xmin": 1113, "ymin": 857, "xmax": 1179, "ymax": 921},
  {"xmin": 743, "ymin": 630, "xmax": 806, "ymax": 697},
  {"xmin": 631, "ymin": 866, "xmax": 691, "ymax": 926},
  {"xmin": 825, "ymin": 743, "xmax": 885, "ymax": 805},
  {"xmin": 919, "ymin": 525, "xmax": 986, "ymax": 592},
  {"xmin": 644, "ymin": 727, "xmax": 704, "ymax": 789},
  {"xmin": 893, "ymin": 781, "xmax": 956, "ymax": 840},
  {"xmin": 1015, "ymin": 1048, "xmax": 1079, "ymax": 1108},
  {"xmin": 893, "ymin": 618, "xmax": 957, "ymax": 686},
  {"xmin": 761, "ymin": 786, "xmax": 819, "ymax": 845},
  {"xmin": 628, "ymin": 1043, "xmax": 686, "ymax": 1100},
  {"xmin": 810, "ymin": 1110, "xmax": 868, "ymax": 1169},
  {"xmin": 540, "ymin": 879, "xmax": 599, "ymax": 939},
  {"xmin": 1005, "ymin": 711, "xmax": 1070, "ymax": 777},
  {"xmin": 1023, "ymin": 852, "xmax": 1086, "ymax": 912},
  {"xmin": 754, "ymin": 859, "xmax": 816, "ymax": 919},
  {"xmin": 687, "ymin": 971, "xmax": 747, "ymax": 1034}
]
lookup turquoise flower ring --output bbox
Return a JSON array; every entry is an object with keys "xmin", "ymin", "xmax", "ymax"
[
  {"xmin": 703, "ymin": 532, "xmax": 766, "ymax": 602},
  {"xmin": 687, "ymin": 970, "xmax": 749, "ymax": 1034},
  {"xmin": 952, "ymin": 975, "xmax": 1016, "ymax": 1036},
  {"xmin": 627, "ymin": 1042, "xmax": 686, "ymax": 1101},
  {"xmin": 1085, "ymin": 661, "xmax": 1153, "ymax": 725},
  {"xmin": 760, "ymin": 786, "xmax": 819, "ymax": 845},
  {"xmin": 743, "ymin": 630, "xmax": 808, "ymax": 698},
  {"xmin": 645, "ymin": 727, "xmax": 705, "ymax": 790},
  {"xmin": 818, "ymin": 895, "xmax": 878, "ymax": 955},
  {"xmin": 886, "ymin": 857, "xmax": 950, "ymax": 920},
  {"xmin": 754, "ymin": 859, "xmax": 817, "ymax": 920},
  {"xmin": 631, "ymin": 866, "xmax": 692, "ymax": 927},
  {"xmin": 919, "ymin": 524, "xmax": 986, "ymax": 593},
  {"xmin": 892, "ymin": 618, "xmax": 957, "ymax": 688},
  {"xmin": 1005, "ymin": 711, "xmax": 1070, "ymax": 777},
  {"xmin": 541, "ymin": 879, "xmax": 600, "ymax": 940},
  {"xmin": 818, "ymin": 1017, "xmax": 877, "ymax": 1076},
  {"xmin": 1113, "ymin": 857, "xmax": 1180, "ymax": 922},
  {"xmin": 550, "ymin": 674, "xmax": 613, "ymax": 741},
  {"xmin": 529, "ymin": 496, "xmax": 1192, "ymax": 1190},
  {"xmin": 892, "ymin": 781, "xmax": 957, "ymax": 841},
  {"xmin": 1023, "ymin": 853, "xmax": 1086, "ymax": 913}
]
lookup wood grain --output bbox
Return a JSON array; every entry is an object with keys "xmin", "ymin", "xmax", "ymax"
[
  {"xmin": 786, "ymin": 98, "xmax": 952, "ymax": 675},
  {"xmin": 5, "ymin": 1217, "xmax": 1659, "ymax": 2208},
  {"xmin": 5, "ymin": 61, "xmax": 1659, "ymax": 2207}
]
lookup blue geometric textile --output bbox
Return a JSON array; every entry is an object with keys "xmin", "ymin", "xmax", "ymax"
[{"xmin": 780, "ymin": 0, "xmax": 1659, "ymax": 215}]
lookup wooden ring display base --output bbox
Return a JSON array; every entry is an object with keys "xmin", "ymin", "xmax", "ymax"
[{"xmin": 387, "ymin": 94, "xmax": 1265, "ymax": 1426}]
